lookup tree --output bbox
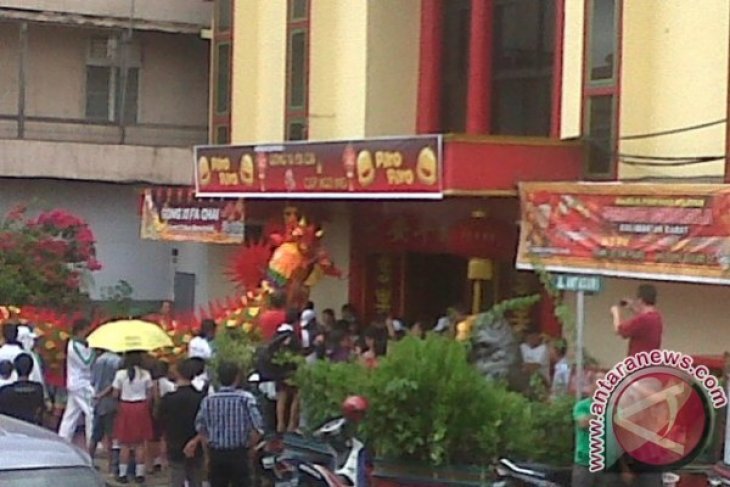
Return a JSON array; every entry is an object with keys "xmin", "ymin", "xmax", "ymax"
[{"xmin": 0, "ymin": 205, "xmax": 101, "ymax": 309}]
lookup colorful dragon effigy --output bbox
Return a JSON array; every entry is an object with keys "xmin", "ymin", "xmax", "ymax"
[{"xmin": 3, "ymin": 205, "xmax": 341, "ymax": 372}]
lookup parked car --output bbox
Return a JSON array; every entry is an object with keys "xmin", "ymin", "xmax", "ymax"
[{"xmin": 0, "ymin": 414, "xmax": 104, "ymax": 486}]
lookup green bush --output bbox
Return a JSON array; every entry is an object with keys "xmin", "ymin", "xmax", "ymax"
[
  {"xmin": 295, "ymin": 335, "xmax": 538, "ymax": 467},
  {"xmin": 210, "ymin": 326, "xmax": 258, "ymax": 384},
  {"xmin": 529, "ymin": 394, "xmax": 576, "ymax": 465},
  {"xmin": 296, "ymin": 360, "xmax": 371, "ymax": 428}
]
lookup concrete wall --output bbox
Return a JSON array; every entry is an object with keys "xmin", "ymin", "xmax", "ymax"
[
  {"xmin": 309, "ymin": 0, "xmax": 368, "ymax": 140},
  {"xmin": 308, "ymin": 203, "xmax": 351, "ymax": 314},
  {"xmin": 0, "ymin": 0, "xmax": 211, "ymax": 27},
  {"xmin": 0, "ymin": 20, "xmax": 19, "ymax": 115},
  {"xmin": 0, "ymin": 139, "xmax": 194, "ymax": 185},
  {"xmin": 560, "ymin": 0, "xmax": 584, "ymax": 140},
  {"xmin": 618, "ymin": 0, "xmax": 730, "ymax": 181},
  {"xmin": 230, "ymin": 0, "xmax": 287, "ymax": 144},
  {"xmin": 570, "ymin": 277, "xmax": 730, "ymax": 369},
  {"xmin": 230, "ymin": 0, "xmax": 421, "ymax": 143},
  {"xmin": 0, "ymin": 178, "xmax": 237, "ymax": 307},
  {"xmin": 364, "ymin": 0, "xmax": 420, "ymax": 137},
  {"xmin": 7, "ymin": 23, "xmax": 209, "ymax": 126}
]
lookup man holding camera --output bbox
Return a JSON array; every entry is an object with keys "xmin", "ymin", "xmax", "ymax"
[{"xmin": 610, "ymin": 284, "xmax": 663, "ymax": 357}]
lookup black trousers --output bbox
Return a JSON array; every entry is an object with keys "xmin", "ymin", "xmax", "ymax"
[{"xmin": 209, "ymin": 447, "xmax": 250, "ymax": 487}]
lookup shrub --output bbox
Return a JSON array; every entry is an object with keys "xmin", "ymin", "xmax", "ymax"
[
  {"xmin": 296, "ymin": 360, "xmax": 371, "ymax": 428},
  {"xmin": 529, "ymin": 394, "xmax": 576, "ymax": 465},
  {"xmin": 210, "ymin": 325, "xmax": 258, "ymax": 383},
  {"xmin": 295, "ymin": 335, "xmax": 538, "ymax": 467},
  {"xmin": 0, "ymin": 205, "xmax": 101, "ymax": 309}
]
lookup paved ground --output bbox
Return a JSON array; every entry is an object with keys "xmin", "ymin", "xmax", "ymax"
[{"xmin": 96, "ymin": 456, "xmax": 172, "ymax": 487}]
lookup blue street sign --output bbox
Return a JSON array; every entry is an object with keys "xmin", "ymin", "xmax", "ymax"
[{"xmin": 553, "ymin": 273, "xmax": 603, "ymax": 293}]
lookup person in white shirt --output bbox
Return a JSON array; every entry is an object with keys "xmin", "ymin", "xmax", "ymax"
[
  {"xmin": 58, "ymin": 319, "xmax": 96, "ymax": 445},
  {"xmin": 519, "ymin": 328, "xmax": 550, "ymax": 383},
  {"xmin": 188, "ymin": 320, "xmax": 216, "ymax": 394},
  {"xmin": 0, "ymin": 323, "xmax": 45, "ymax": 387},
  {"xmin": 550, "ymin": 339, "xmax": 571, "ymax": 397},
  {"xmin": 112, "ymin": 351, "xmax": 154, "ymax": 483},
  {"xmin": 0, "ymin": 360, "xmax": 13, "ymax": 388}
]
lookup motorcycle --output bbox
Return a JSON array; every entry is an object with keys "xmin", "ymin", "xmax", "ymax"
[
  {"xmin": 256, "ymin": 397, "xmax": 371, "ymax": 487},
  {"xmin": 494, "ymin": 458, "xmax": 572, "ymax": 487}
]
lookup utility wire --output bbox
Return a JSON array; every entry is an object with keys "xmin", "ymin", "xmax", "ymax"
[
  {"xmin": 619, "ymin": 118, "xmax": 726, "ymax": 140},
  {"xmin": 619, "ymin": 157, "xmax": 724, "ymax": 167}
]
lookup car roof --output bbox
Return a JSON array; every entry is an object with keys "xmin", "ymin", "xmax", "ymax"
[{"xmin": 0, "ymin": 415, "xmax": 92, "ymax": 471}]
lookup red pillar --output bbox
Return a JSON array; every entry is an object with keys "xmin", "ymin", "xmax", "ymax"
[
  {"xmin": 416, "ymin": 0, "xmax": 444, "ymax": 134},
  {"xmin": 539, "ymin": 290, "xmax": 562, "ymax": 337},
  {"xmin": 466, "ymin": 0, "xmax": 494, "ymax": 134}
]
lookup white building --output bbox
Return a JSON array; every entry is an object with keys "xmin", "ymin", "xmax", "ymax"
[{"xmin": 0, "ymin": 0, "xmax": 236, "ymax": 312}]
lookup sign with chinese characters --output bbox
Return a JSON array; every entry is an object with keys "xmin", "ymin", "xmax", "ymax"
[
  {"xmin": 364, "ymin": 253, "xmax": 403, "ymax": 320},
  {"xmin": 140, "ymin": 188, "xmax": 245, "ymax": 244},
  {"xmin": 194, "ymin": 136, "xmax": 443, "ymax": 199},
  {"xmin": 517, "ymin": 182, "xmax": 730, "ymax": 284}
]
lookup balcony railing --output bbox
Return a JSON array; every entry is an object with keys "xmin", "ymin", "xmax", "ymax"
[{"xmin": 0, "ymin": 114, "xmax": 208, "ymax": 147}]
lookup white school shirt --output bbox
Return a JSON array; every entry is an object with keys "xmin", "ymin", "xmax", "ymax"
[
  {"xmin": 0, "ymin": 343, "xmax": 45, "ymax": 387},
  {"xmin": 112, "ymin": 367, "xmax": 153, "ymax": 402},
  {"xmin": 158, "ymin": 377, "xmax": 176, "ymax": 397},
  {"xmin": 188, "ymin": 336, "xmax": 213, "ymax": 361},
  {"xmin": 520, "ymin": 343, "xmax": 550, "ymax": 380},
  {"xmin": 66, "ymin": 339, "xmax": 95, "ymax": 391}
]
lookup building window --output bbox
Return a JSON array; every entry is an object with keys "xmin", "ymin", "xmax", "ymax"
[
  {"xmin": 287, "ymin": 120, "xmax": 307, "ymax": 141},
  {"xmin": 588, "ymin": 0, "xmax": 616, "ymax": 82},
  {"xmin": 216, "ymin": 0, "xmax": 232, "ymax": 32},
  {"xmin": 492, "ymin": 0, "xmax": 555, "ymax": 136},
  {"xmin": 211, "ymin": 0, "xmax": 234, "ymax": 144},
  {"xmin": 285, "ymin": 0, "xmax": 310, "ymax": 141},
  {"xmin": 215, "ymin": 125, "xmax": 230, "ymax": 144},
  {"xmin": 583, "ymin": 0, "xmax": 620, "ymax": 178},
  {"xmin": 290, "ymin": 0, "xmax": 308, "ymax": 20},
  {"xmin": 585, "ymin": 95, "xmax": 614, "ymax": 174},
  {"xmin": 215, "ymin": 43, "xmax": 232, "ymax": 114},
  {"xmin": 439, "ymin": 0, "xmax": 471, "ymax": 133},
  {"xmin": 85, "ymin": 36, "xmax": 140, "ymax": 123}
]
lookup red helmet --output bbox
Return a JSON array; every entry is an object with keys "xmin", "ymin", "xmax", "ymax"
[{"xmin": 341, "ymin": 395, "xmax": 368, "ymax": 421}]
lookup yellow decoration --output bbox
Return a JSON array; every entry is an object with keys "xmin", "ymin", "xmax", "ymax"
[
  {"xmin": 182, "ymin": 334, "xmax": 192, "ymax": 344},
  {"xmin": 304, "ymin": 264, "xmax": 324, "ymax": 287},
  {"xmin": 45, "ymin": 341, "xmax": 55, "ymax": 350},
  {"xmin": 225, "ymin": 319, "xmax": 237, "ymax": 328},
  {"xmin": 468, "ymin": 258, "xmax": 493, "ymax": 281},
  {"xmin": 248, "ymin": 307, "xmax": 260, "ymax": 317},
  {"xmin": 243, "ymin": 322, "xmax": 254, "ymax": 333},
  {"xmin": 455, "ymin": 317, "xmax": 476, "ymax": 342},
  {"xmin": 59, "ymin": 332, "xmax": 69, "ymax": 340}
]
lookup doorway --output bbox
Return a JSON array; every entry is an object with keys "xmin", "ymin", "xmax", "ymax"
[
  {"xmin": 174, "ymin": 272, "xmax": 196, "ymax": 313},
  {"xmin": 403, "ymin": 253, "xmax": 468, "ymax": 325}
]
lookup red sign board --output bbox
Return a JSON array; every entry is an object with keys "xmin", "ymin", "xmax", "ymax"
[
  {"xmin": 517, "ymin": 182, "xmax": 730, "ymax": 284},
  {"xmin": 140, "ymin": 188, "xmax": 245, "ymax": 244},
  {"xmin": 194, "ymin": 136, "xmax": 443, "ymax": 199}
]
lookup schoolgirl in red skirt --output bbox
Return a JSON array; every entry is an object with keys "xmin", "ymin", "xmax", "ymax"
[{"xmin": 112, "ymin": 351, "xmax": 154, "ymax": 484}]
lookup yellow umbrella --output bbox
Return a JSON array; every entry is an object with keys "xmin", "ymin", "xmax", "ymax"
[{"xmin": 87, "ymin": 319, "xmax": 173, "ymax": 353}]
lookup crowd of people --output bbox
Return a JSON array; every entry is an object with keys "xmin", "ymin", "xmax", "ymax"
[{"xmin": 0, "ymin": 282, "xmax": 665, "ymax": 487}]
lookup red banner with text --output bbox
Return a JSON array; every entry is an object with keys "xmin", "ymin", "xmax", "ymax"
[
  {"xmin": 140, "ymin": 188, "xmax": 245, "ymax": 244},
  {"xmin": 516, "ymin": 183, "xmax": 730, "ymax": 284},
  {"xmin": 194, "ymin": 136, "xmax": 442, "ymax": 199}
]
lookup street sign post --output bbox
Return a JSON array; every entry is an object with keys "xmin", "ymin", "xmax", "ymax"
[{"xmin": 553, "ymin": 273, "xmax": 603, "ymax": 400}]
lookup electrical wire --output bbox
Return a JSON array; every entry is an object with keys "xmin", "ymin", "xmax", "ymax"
[
  {"xmin": 619, "ymin": 118, "xmax": 726, "ymax": 140},
  {"xmin": 584, "ymin": 137, "xmax": 725, "ymax": 167},
  {"xmin": 619, "ymin": 157, "xmax": 724, "ymax": 167}
]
